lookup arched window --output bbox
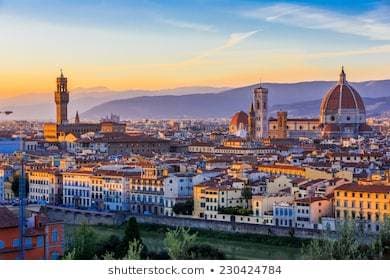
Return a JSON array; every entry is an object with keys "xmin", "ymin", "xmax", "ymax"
[
  {"xmin": 0, "ymin": 240, "xmax": 5, "ymax": 249},
  {"xmin": 330, "ymin": 115, "xmax": 336, "ymax": 121}
]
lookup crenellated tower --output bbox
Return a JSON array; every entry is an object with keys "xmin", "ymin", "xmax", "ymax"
[{"xmin": 54, "ymin": 69, "xmax": 69, "ymax": 125}]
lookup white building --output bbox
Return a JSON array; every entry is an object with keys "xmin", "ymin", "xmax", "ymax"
[{"xmin": 28, "ymin": 169, "xmax": 62, "ymax": 205}]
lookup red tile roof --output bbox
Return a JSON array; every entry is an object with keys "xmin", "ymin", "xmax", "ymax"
[{"xmin": 335, "ymin": 183, "xmax": 390, "ymax": 193}]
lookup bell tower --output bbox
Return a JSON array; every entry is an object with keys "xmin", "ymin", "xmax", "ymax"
[
  {"xmin": 253, "ymin": 84, "xmax": 268, "ymax": 139},
  {"xmin": 54, "ymin": 69, "xmax": 69, "ymax": 125}
]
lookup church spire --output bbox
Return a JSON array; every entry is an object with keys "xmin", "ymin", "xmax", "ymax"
[{"xmin": 75, "ymin": 111, "xmax": 80, "ymax": 124}]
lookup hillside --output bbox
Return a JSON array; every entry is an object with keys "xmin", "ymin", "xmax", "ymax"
[{"xmin": 82, "ymin": 80, "xmax": 390, "ymax": 120}]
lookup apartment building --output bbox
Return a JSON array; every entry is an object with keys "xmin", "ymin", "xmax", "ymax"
[
  {"xmin": 334, "ymin": 183, "xmax": 390, "ymax": 232},
  {"xmin": 28, "ymin": 169, "xmax": 62, "ymax": 205}
]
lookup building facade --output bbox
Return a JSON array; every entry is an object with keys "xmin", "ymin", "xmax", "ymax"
[
  {"xmin": 268, "ymin": 112, "xmax": 320, "ymax": 139},
  {"xmin": 334, "ymin": 183, "xmax": 390, "ymax": 232},
  {"xmin": 0, "ymin": 208, "xmax": 64, "ymax": 260},
  {"xmin": 28, "ymin": 169, "xmax": 62, "ymax": 205}
]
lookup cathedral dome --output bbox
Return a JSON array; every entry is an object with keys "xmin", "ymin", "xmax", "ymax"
[
  {"xmin": 319, "ymin": 68, "xmax": 370, "ymax": 138},
  {"xmin": 320, "ymin": 68, "xmax": 365, "ymax": 119},
  {"xmin": 229, "ymin": 111, "xmax": 248, "ymax": 135}
]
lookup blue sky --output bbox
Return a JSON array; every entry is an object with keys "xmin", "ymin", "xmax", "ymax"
[{"xmin": 0, "ymin": 0, "xmax": 390, "ymax": 95}]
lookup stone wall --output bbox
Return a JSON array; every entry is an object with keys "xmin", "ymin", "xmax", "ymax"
[{"xmin": 45, "ymin": 206, "xmax": 322, "ymax": 239}]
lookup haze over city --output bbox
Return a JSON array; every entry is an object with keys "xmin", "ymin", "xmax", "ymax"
[{"xmin": 1, "ymin": 0, "xmax": 390, "ymax": 97}]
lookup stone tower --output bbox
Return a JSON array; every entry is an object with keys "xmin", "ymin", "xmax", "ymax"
[
  {"xmin": 253, "ymin": 85, "xmax": 268, "ymax": 139},
  {"xmin": 248, "ymin": 102, "xmax": 256, "ymax": 140},
  {"xmin": 54, "ymin": 69, "xmax": 69, "ymax": 125},
  {"xmin": 276, "ymin": 111, "xmax": 288, "ymax": 139}
]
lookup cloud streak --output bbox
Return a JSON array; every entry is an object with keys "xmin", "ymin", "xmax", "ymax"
[
  {"xmin": 186, "ymin": 30, "xmax": 259, "ymax": 63},
  {"xmin": 161, "ymin": 18, "xmax": 217, "ymax": 33},
  {"xmin": 242, "ymin": 3, "xmax": 390, "ymax": 41}
]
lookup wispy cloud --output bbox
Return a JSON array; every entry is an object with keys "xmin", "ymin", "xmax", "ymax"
[
  {"xmin": 160, "ymin": 18, "xmax": 217, "ymax": 33},
  {"xmin": 242, "ymin": 3, "xmax": 390, "ymax": 41},
  {"xmin": 176, "ymin": 30, "xmax": 259, "ymax": 66}
]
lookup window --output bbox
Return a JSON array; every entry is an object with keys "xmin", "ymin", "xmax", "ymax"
[
  {"xmin": 51, "ymin": 230, "xmax": 58, "ymax": 242},
  {"xmin": 0, "ymin": 240, "xmax": 4, "ymax": 249},
  {"xmin": 12, "ymin": 239, "xmax": 20, "ymax": 248},
  {"xmin": 37, "ymin": 236, "xmax": 44, "ymax": 248},
  {"xmin": 25, "ymin": 237, "xmax": 32, "ymax": 249}
]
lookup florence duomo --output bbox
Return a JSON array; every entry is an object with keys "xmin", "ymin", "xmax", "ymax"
[{"xmin": 229, "ymin": 67, "xmax": 373, "ymax": 140}]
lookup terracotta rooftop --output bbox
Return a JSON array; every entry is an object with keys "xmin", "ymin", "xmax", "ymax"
[{"xmin": 335, "ymin": 183, "xmax": 390, "ymax": 193}]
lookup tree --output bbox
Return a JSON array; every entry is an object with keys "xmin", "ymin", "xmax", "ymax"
[
  {"xmin": 303, "ymin": 221, "xmax": 369, "ymax": 260},
  {"xmin": 10, "ymin": 173, "xmax": 29, "ymax": 198},
  {"xmin": 102, "ymin": 252, "xmax": 116, "ymax": 260},
  {"xmin": 119, "ymin": 217, "xmax": 143, "ymax": 258},
  {"xmin": 62, "ymin": 249, "xmax": 76, "ymax": 260},
  {"xmin": 332, "ymin": 222, "xmax": 361, "ymax": 260},
  {"xmin": 71, "ymin": 224, "xmax": 98, "ymax": 260},
  {"xmin": 302, "ymin": 238, "xmax": 333, "ymax": 260},
  {"xmin": 95, "ymin": 234, "xmax": 122, "ymax": 259},
  {"xmin": 164, "ymin": 227, "xmax": 197, "ymax": 260},
  {"xmin": 241, "ymin": 187, "xmax": 252, "ymax": 209},
  {"xmin": 186, "ymin": 244, "xmax": 226, "ymax": 260},
  {"xmin": 172, "ymin": 200, "xmax": 194, "ymax": 215},
  {"xmin": 125, "ymin": 239, "xmax": 144, "ymax": 260},
  {"xmin": 372, "ymin": 217, "xmax": 390, "ymax": 259}
]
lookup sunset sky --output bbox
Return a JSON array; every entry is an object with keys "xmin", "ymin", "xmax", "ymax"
[{"xmin": 1, "ymin": 0, "xmax": 390, "ymax": 97}]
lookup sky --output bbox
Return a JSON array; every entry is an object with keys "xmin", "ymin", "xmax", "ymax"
[{"xmin": 1, "ymin": 0, "xmax": 390, "ymax": 97}]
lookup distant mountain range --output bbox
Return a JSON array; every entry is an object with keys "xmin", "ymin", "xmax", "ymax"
[
  {"xmin": 82, "ymin": 80, "xmax": 390, "ymax": 120},
  {"xmin": 0, "ymin": 86, "xmax": 230, "ymax": 120},
  {"xmin": 1, "ymin": 80, "xmax": 389, "ymax": 120}
]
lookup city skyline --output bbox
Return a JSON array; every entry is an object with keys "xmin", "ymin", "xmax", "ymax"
[{"xmin": 1, "ymin": 0, "xmax": 390, "ymax": 97}]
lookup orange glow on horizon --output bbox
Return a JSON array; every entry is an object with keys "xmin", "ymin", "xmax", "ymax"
[{"xmin": 1, "ymin": 65, "xmax": 390, "ymax": 97}]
